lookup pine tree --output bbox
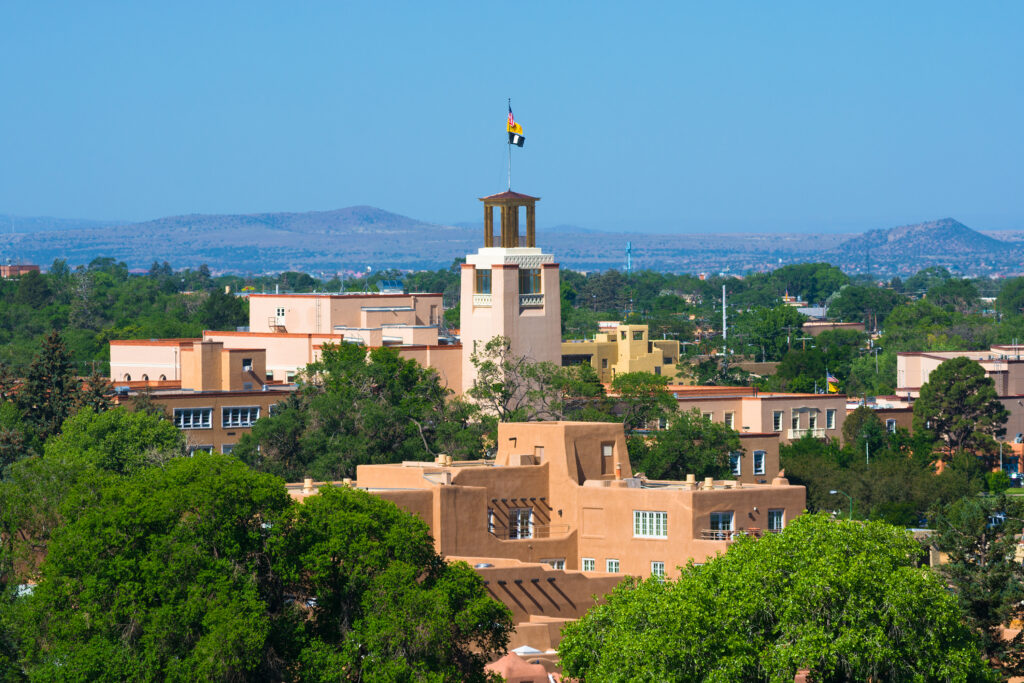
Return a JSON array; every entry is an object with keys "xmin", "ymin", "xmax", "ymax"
[{"xmin": 17, "ymin": 331, "xmax": 80, "ymax": 439}]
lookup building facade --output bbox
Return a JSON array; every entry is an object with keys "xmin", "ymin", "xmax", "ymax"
[{"xmin": 561, "ymin": 322, "xmax": 681, "ymax": 383}]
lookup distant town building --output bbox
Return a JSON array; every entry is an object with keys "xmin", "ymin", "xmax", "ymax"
[
  {"xmin": 0, "ymin": 264, "xmax": 40, "ymax": 278},
  {"xmin": 561, "ymin": 323, "xmax": 681, "ymax": 383}
]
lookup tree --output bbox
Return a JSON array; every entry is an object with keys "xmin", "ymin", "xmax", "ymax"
[
  {"xmin": 610, "ymin": 371, "xmax": 675, "ymax": 432},
  {"xmin": 236, "ymin": 343, "xmax": 488, "ymax": 480},
  {"xmin": 559, "ymin": 514, "xmax": 995, "ymax": 681},
  {"xmin": 9, "ymin": 455, "xmax": 511, "ymax": 680},
  {"xmin": 198, "ymin": 288, "xmax": 248, "ymax": 329},
  {"xmin": 733, "ymin": 305, "xmax": 807, "ymax": 362},
  {"xmin": 44, "ymin": 407, "xmax": 184, "ymax": 475},
  {"xmin": 913, "ymin": 357, "xmax": 1008, "ymax": 461},
  {"xmin": 997, "ymin": 277, "xmax": 1024, "ymax": 317},
  {"xmin": 632, "ymin": 408, "xmax": 740, "ymax": 480},
  {"xmin": 15, "ymin": 331, "xmax": 80, "ymax": 441},
  {"xmin": 929, "ymin": 495, "xmax": 1024, "ymax": 675},
  {"xmin": 467, "ymin": 336, "xmax": 566, "ymax": 422}
]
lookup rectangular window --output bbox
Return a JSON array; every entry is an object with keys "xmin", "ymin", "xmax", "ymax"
[
  {"xmin": 886, "ymin": 419, "xmax": 897, "ymax": 433},
  {"xmin": 633, "ymin": 331, "xmax": 644, "ymax": 340},
  {"xmin": 658, "ymin": 416, "xmax": 668, "ymax": 430},
  {"xmin": 601, "ymin": 357, "xmax": 608, "ymax": 369},
  {"xmin": 173, "ymin": 408, "xmax": 212, "ymax": 430},
  {"xmin": 518, "ymin": 268, "xmax": 541, "ymax": 294},
  {"xmin": 275, "ymin": 307, "xmax": 285, "ymax": 317},
  {"xmin": 582, "ymin": 558, "xmax": 595, "ymax": 572},
  {"xmin": 702, "ymin": 412, "xmax": 713, "ymax": 421},
  {"xmin": 221, "ymin": 444, "xmax": 235, "ymax": 454},
  {"xmin": 621, "ymin": 331, "xmax": 627, "ymax": 340},
  {"xmin": 222, "ymin": 406, "xmax": 260, "ymax": 428},
  {"xmin": 487, "ymin": 508, "xmax": 495, "ymax": 534},
  {"xmin": 753, "ymin": 450, "xmax": 766, "ymax": 475},
  {"xmin": 767, "ymin": 509, "xmax": 785, "ymax": 532},
  {"xmin": 809, "ymin": 413, "xmax": 818, "ymax": 430},
  {"xmin": 663, "ymin": 356, "xmax": 673, "ymax": 365},
  {"xmin": 724, "ymin": 412, "xmax": 735, "ymax": 429},
  {"xmin": 791, "ymin": 412, "xmax": 800, "ymax": 430},
  {"xmin": 188, "ymin": 444, "xmax": 213, "ymax": 455},
  {"xmin": 606, "ymin": 559, "xmax": 620, "ymax": 573},
  {"xmin": 730, "ymin": 452, "xmax": 742, "ymax": 476},
  {"xmin": 541, "ymin": 559, "xmax": 565, "ymax": 570},
  {"xmin": 475, "ymin": 268, "xmax": 492, "ymax": 294},
  {"xmin": 826, "ymin": 409, "xmax": 836, "ymax": 430},
  {"xmin": 654, "ymin": 366, "xmax": 662, "ymax": 376},
  {"xmin": 242, "ymin": 357, "xmax": 253, "ymax": 371},
  {"xmin": 633, "ymin": 510, "xmax": 668, "ymax": 538},
  {"xmin": 651, "ymin": 561, "xmax": 666, "ymax": 578},
  {"xmin": 509, "ymin": 507, "xmax": 533, "ymax": 539},
  {"xmin": 709, "ymin": 511, "xmax": 734, "ymax": 540},
  {"xmin": 772, "ymin": 411, "xmax": 783, "ymax": 432},
  {"xmin": 602, "ymin": 442, "xmax": 614, "ymax": 458}
]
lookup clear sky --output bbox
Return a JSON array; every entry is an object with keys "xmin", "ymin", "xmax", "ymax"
[{"xmin": 1, "ymin": 2, "xmax": 1021, "ymax": 233}]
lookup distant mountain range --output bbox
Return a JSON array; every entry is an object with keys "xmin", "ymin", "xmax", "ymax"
[{"xmin": 0, "ymin": 208, "xmax": 1021, "ymax": 277}]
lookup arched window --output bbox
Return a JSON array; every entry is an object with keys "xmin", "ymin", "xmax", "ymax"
[
  {"xmin": 141, "ymin": 374, "xmax": 149, "ymax": 381},
  {"xmin": 123, "ymin": 373, "xmax": 131, "ymax": 382},
  {"xmin": 159, "ymin": 374, "xmax": 167, "ymax": 381}
]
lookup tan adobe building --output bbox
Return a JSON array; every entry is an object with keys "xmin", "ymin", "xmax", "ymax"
[
  {"xmin": 802, "ymin": 320, "xmax": 865, "ymax": 336},
  {"xmin": 561, "ymin": 322, "xmax": 681, "ymax": 383},
  {"xmin": 897, "ymin": 346, "xmax": 1024, "ymax": 398},
  {"xmin": 459, "ymin": 191, "xmax": 561, "ymax": 394},
  {"xmin": 668, "ymin": 385, "xmax": 847, "ymax": 447},
  {"xmin": 113, "ymin": 341, "xmax": 294, "ymax": 454},
  {"xmin": 289, "ymin": 421, "xmax": 805, "ymax": 656},
  {"xmin": 248, "ymin": 291, "xmax": 444, "ymax": 339}
]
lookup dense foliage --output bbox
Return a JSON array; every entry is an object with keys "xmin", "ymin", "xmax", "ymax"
[{"xmin": 559, "ymin": 514, "xmax": 995, "ymax": 682}]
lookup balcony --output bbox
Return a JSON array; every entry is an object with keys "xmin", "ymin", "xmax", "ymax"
[
  {"xmin": 488, "ymin": 522, "xmax": 570, "ymax": 540},
  {"xmin": 700, "ymin": 528, "xmax": 783, "ymax": 541},
  {"xmin": 473, "ymin": 293, "xmax": 492, "ymax": 307},
  {"xmin": 788, "ymin": 427, "xmax": 826, "ymax": 439},
  {"xmin": 519, "ymin": 293, "xmax": 544, "ymax": 307}
]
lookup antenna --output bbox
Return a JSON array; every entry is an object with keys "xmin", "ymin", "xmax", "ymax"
[
  {"xmin": 722, "ymin": 284, "xmax": 727, "ymax": 356},
  {"xmin": 626, "ymin": 241, "xmax": 632, "ymax": 274}
]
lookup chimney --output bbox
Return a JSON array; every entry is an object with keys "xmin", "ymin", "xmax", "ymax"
[
  {"xmin": 703, "ymin": 476, "xmax": 714, "ymax": 489},
  {"xmin": 684, "ymin": 473, "xmax": 696, "ymax": 490},
  {"xmin": 302, "ymin": 478, "xmax": 313, "ymax": 494},
  {"xmin": 615, "ymin": 462, "xmax": 622, "ymax": 480},
  {"xmin": 342, "ymin": 477, "xmax": 352, "ymax": 487}
]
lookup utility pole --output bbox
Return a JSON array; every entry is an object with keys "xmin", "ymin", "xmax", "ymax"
[{"xmin": 721, "ymin": 284, "xmax": 727, "ymax": 357}]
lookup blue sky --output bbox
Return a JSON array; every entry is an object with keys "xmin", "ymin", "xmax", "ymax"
[{"xmin": 1, "ymin": 2, "xmax": 1021, "ymax": 233}]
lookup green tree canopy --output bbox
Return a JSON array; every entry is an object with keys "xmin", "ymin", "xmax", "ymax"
[
  {"xmin": 631, "ymin": 408, "xmax": 741, "ymax": 481},
  {"xmin": 913, "ymin": 357, "xmax": 1008, "ymax": 461},
  {"xmin": 9, "ymin": 455, "xmax": 512, "ymax": 681},
  {"xmin": 559, "ymin": 514, "xmax": 995, "ymax": 681},
  {"xmin": 43, "ymin": 407, "xmax": 184, "ymax": 475}
]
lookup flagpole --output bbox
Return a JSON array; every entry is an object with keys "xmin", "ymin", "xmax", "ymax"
[{"xmin": 507, "ymin": 98, "xmax": 512, "ymax": 190}]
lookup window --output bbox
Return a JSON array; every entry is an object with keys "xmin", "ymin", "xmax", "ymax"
[
  {"xmin": 582, "ymin": 558, "xmax": 595, "ymax": 572},
  {"xmin": 188, "ymin": 445, "xmax": 213, "ymax": 455},
  {"xmin": 602, "ymin": 442, "xmax": 614, "ymax": 458},
  {"xmin": 654, "ymin": 366, "xmax": 661, "ymax": 376},
  {"xmin": 651, "ymin": 561, "xmax": 666, "ymax": 578},
  {"xmin": 222, "ymin": 406, "xmax": 260, "ymax": 428},
  {"xmin": 275, "ymin": 307, "xmax": 285, "ymax": 318},
  {"xmin": 826, "ymin": 409, "xmax": 836, "ymax": 429},
  {"xmin": 664, "ymin": 356, "xmax": 673, "ymax": 365},
  {"xmin": 730, "ymin": 452, "xmax": 742, "ymax": 477},
  {"xmin": 809, "ymin": 413, "xmax": 818, "ymax": 430},
  {"xmin": 633, "ymin": 510, "xmax": 668, "ymax": 538},
  {"xmin": 475, "ymin": 268, "xmax": 492, "ymax": 294},
  {"xmin": 518, "ymin": 268, "xmax": 541, "ymax": 294},
  {"xmin": 141, "ymin": 374, "xmax": 149, "ymax": 381},
  {"xmin": 658, "ymin": 416, "xmax": 668, "ymax": 430},
  {"xmin": 767, "ymin": 509, "xmax": 785, "ymax": 532},
  {"xmin": 541, "ymin": 559, "xmax": 565, "ymax": 570},
  {"xmin": 709, "ymin": 511, "xmax": 734, "ymax": 540},
  {"xmin": 601, "ymin": 358, "xmax": 608, "ymax": 369},
  {"xmin": 509, "ymin": 507, "xmax": 533, "ymax": 539},
  {"xmin": 487, "ymin": 508, "xmax": 495, "ymax": 534},
  {"xmin": 633, "ymin": 331, "xmax": 644, "ymax": 341},
  {"xmin": 753, "ymin": 450, "xmax": 766, "ymax": 475},
  {"xmin": 791, "ymin": 412, "xmax": 800, "ymax": 430},
  {"xmin": 606, "ymin": 559, "xmax": 620, "ymax": 573},
  {"xmin": 702, "ymin": 412, "xmax": 713, "ymax": 421},
  {"xmin": 221, "ymin": 444, "xmax": 235, "ymax": 454},
  {"xmin": 724, "ymin": 412, "xmax": 735, "ymax": 428},
  {"xmin": 174, "ymin": 408, "xmax": 212, "ymax": 430},
  {"xmin": 242, "ymin": 357, "xmax": 253, "ymax": 371},
  {"xmin": 886, "ymin": 419, "xmax": 897, "ymax": 433},
  {"xmin": 772, "ymin": 411, "xmax": 783, "ymax": 432}
]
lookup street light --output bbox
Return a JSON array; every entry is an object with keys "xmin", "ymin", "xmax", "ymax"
[{"xmin": 829, "ymin": 489, "xmax": 853, "ymax": 520}]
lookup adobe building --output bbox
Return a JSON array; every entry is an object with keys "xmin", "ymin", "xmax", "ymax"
[
  {"xmin": 288, "ymin": 421, "xmax": 806, "ymax": 657},
  {"xmin": 561, "ymin": 322, "xmax": 681, "ymax": 383},
  {"xmin": 460, "ymin": 191, "xmax": 561, "ymax": 394},
  {"xmin": 897, "ymin": 346, "xmax": 1024, "ymax": 399},
  {"xmin": 0, "ymin": 264, "xmax": 40, "ymax": 278},
  {"xmin": 112, "ymin": 341, "xmax": 294, "ymax": 454}
]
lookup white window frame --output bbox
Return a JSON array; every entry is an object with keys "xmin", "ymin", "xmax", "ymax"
[
  {"xmin": 702, "ymin": 412, "xmax": 713, "ymax": 421},
  {"xmin": 809, "ymin": 412, "xmax": 818, "ymax": 430},
  {"xmin": 886, "ymin": 419, "xmax": 897, "ymax": 433},
  {"xmin": 772, "ymin": 411, "xmax": 783, "ymax": 432},
  {"xmin": 582, "ymin": 558, "xmax": 595, "ymax": 572},
  {"xmin": 602, "ymin": 442, "xmax": 613, "ymax": 458},
  {"xmin": 221, "ymin": 444, "xmax": 235, "ymax": 454},
  {"xmin": 724, "ymin": 412, "xmax": 735, "ymax": 429},
  {"xmin": 826, "ymin": 409, "xmax": 836, "ymax": 430},
  {"xmin": 606, "ymin": 559, "xmax": 620, "ymax": 573},
  {"xmin": 791, "ymin": 412, "xmax": 800, "ymax": 430},
  {"xmin": 188, "ymin": 444, "xmax": 213, "ymax": 455},
  {"xmin": 753, "ymin": 450, "xmax": 766, "ymax": 476},
  {"xmin": 651, "ymin": 561, "xmax": 665, "ymax": 578},
  {"xmin": 541, "ymin": 558, "xmax": 565, "ymax": 570},
  {"xmin": 509, "ymin": 507, "xmax": 534, "ymax": 539},
  {"xmin": 709, "ymin": 511, "xmax": 734, "ymax": 540},
  {"xmin": 730, "ymin": 452, "xmax": 742, "ymax": 477},
  {"xmin": 767, "ymin": 509, "xmax": 785, "ymax": 532},
  {"xmin": 173, "ymin": 407, "xmax": 212, "ymax": 430},
  {"xmin": 633, "ymin": 510, "xmax": 668, "ymax": 539},
  {"xmin": 222, "ymin": 406, "xmax": 260, "ymax": 428}
]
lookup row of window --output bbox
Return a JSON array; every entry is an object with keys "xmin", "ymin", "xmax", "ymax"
[
  {"xmin": 173, "ymin": 407, "xmax": 261, "ymax": 430},
  {"xmin": 188, "ymin": 444, "xmax": 235, "ymax": 455},
  {"xmin": 770, "ymin": 409, "xmax": 837, "ymax": 431},
  {"xmin": 730, "ymin": 450, "xmax": 767, "ymax": 477},
  {"xmin": 580, "ymin": 557, "xmax": 666, "ymax": 578},
  {"xmin": 473, "ymin": 268, "xmax": 544, "ymax": 295}
]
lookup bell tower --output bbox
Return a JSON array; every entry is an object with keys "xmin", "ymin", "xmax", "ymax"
[{"xmin": 460, "ymin": 190, "xmax": 561, "ymax": 394}]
